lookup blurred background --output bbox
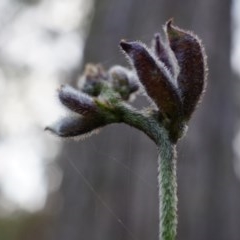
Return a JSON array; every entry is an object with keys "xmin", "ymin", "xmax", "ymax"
[{"xmin": 0, "ymin": 0, "xmax": 240, "ymax": 239}]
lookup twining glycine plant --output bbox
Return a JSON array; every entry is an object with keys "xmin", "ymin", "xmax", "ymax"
[{"xmin": 46, "ymin": 20, "xmax": 207, "ymax": 240}]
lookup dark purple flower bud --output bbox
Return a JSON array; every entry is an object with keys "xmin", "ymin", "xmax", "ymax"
[
  {"xmin": 45, "ymin": 115, "xmax": 106, "ymax": 138},
  {"xmin": 108, "ymin": 65, "xmax": 139, "ymax": 100},
  {"xmin": 166, "ymin": 19, "xmax": 207, "ymax": 120},
  {"xmin": 58, "ymin": 85, "xmax": 97, "ymax": 115},
  {"xmin": 120, "ymin": 40, "xmax": 182, "ymax": 119},
  {"xmin": 79, "ymin": 64, "xmax": 107, "ymax": 96},
  {"xmin": 153, "ymin": 33, "xmax": 179, "ymax": 79}
]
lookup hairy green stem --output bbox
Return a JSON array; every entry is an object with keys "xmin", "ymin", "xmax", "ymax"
[
  {"xmin": 158, "ymin": 141, "xmax": 177, "ymax": 240},
  {"xmin": 114, "ymin": 102, "xmax": 162, "ymax": 142},
  {"xmin": 115, "ymin": 102, "xmax": 178, "ymax": 240}
]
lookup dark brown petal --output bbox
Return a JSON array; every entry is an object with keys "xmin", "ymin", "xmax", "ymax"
[
  {"xmin": 120, "ymin": 40, "xmax": 182, "ymax": 119},
  {"xmin": 166, "ymin": 19, "xmax": 207, "ymax": 120}
]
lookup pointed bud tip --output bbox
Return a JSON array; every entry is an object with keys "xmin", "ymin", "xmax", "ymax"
[
  {"xmin": 154, "ymin": 33, "xmax": 161, "ymax": 42},
  {"xmin": 166, "ymin": 18, "xmax": 174, "ymax": 29},
  {"xmin": 165, "ymin": 18, "xmax": 185, "ymax": 39},
  {"xmin": 166, "ymin": 20, "xmax": 175, "ymax": 35},
  {"xmin": 120, "ymin": 40, "xmax": 133, "ymax": 53}
]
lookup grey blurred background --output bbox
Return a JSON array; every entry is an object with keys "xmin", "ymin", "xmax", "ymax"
[{"xmin": 0, "ymin": 0, "xmax": 240, "ymax": 239}]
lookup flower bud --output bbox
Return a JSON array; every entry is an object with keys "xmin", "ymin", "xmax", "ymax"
[
  {"xmin": 45, "ymin": 116, "xmax": 106, "ymax": 138},
  {"xmin": 120, "ymin": 40, "xmax": 182, "ymax": 119},
  {"xmin": 108, "ymin": 65, "xmax": 139, "ymax": 100},
  {"xmin": 58, "ymin": 85, "xmax": 97, "ymax": 115},
  {"xmin": 153, "ymin": 33, "xmax": 179, "ymax": 79},
  {"xmin": 166, "ymin": 19, "xmax": 207, "ymax": 120},
  {"xmin": 79, "ymin": 64, "xmax": 107, "ymax": 96}
]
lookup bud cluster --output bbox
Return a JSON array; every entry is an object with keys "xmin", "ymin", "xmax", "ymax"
[
  {"xmin": 46, "ymin": 63, "xmax": 139, "ymax": 138},
  {"xmin": 46, "ymin": 19, "xmax": 207, "ymax": 143},
  {"xmin": 120, "ymin": 19, "xmax": 207, "ymax": 140}
]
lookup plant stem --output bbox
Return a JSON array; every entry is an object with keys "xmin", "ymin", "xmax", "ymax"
[
  {"xmin": 115, "ymin": 101, "xmax": 178, "ymax": 239},
  {"xmin": 158, "ymin": 140, "xmax": 177, "ymax": 240}
]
